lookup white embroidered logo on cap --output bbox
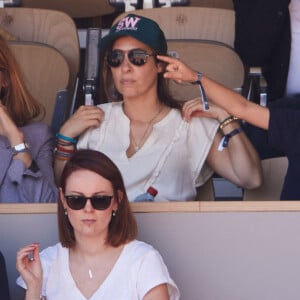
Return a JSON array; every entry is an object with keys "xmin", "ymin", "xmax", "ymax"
[{"xmin": 116, "ymin": 16, "xmax": 141, "ymax": 32}]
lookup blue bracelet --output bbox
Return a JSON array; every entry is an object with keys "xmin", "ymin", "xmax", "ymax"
[
  {"xmin": 192, "ymin": 71, "xmax": 209, "ymax": 111},
  {"xmin": 56, "ymin": 133, "xmax": 77, "ymax": 144},
  {"xmin": 218, "ymin": 127, "xmax": 243, "ymax": 151}
]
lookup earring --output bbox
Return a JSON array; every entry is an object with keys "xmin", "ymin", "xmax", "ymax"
[
  {"xmin": 64, "ymin": 209, "xmax": 68, "ymax": 216},
  {"xmin": 112, "ymin": 210, "xmax": 116, "ymax": 217}
]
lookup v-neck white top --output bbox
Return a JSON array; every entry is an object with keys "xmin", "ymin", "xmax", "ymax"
[
  {"xmin": 77, "ymin": 102, "xmax": 219, "ymax": 201},
  {"xmin": 17, "ymin": 240, "xmax": 180, "ymax": 300}
]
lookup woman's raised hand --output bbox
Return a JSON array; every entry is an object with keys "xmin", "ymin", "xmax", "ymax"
[
  {"xmin": 16, "ymin": 243, "xmax": 43, "ymax": 293},
  {"xmin": 0, "ymin": 101, "xmax": 23, "ymax": 144},
  {"xmin": 182, "ymin": 98, "xmax": 230, "ymax": 123},
  {"xmin": 59, "ymin": 105, "xmax": 104, "ymax": 138},
  {"xmin": 157, "ymin": 55, "xmax": 198, "ymax": 84}
]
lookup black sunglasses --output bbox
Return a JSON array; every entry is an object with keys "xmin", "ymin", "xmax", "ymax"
[
  {"xmin": 106, "ymin": 48, "xmax": 155, "ymax": 67},
  {"xmin": 65, "ymin": 195, "xmax": 113, "ymax": 210}
]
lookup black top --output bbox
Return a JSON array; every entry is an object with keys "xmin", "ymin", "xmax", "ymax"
[
  {"xmin": 233, "ymin": 0, "xmax": 291, "ymax": 101},
  {"xmin": 0, "ymin": 251, "xmax": 10, "ymax": 300},
  {"xmin": 268, "ymin": 97, "xmax": 300, "ymax": 199}
]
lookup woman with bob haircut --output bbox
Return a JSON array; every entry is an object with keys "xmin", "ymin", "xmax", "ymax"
[
  {"xmin": 16, "ymin": 149, "xmax": 180, "ymax": 300},
  {"xmin": 0, "ymin": 34, "xmax": 57, "ymax": 202}
]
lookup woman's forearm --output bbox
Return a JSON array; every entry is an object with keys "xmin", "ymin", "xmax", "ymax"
[
  {"xmin": 158, "ymin": 54, "xmax": 270, "ymax": 130},
  {"xmin": 208, "ymin": 122, "xmax": 263, "ymax": 189},
  {"xmin": 25, "ymin": 288, "xmax": 42, "ymax": 300},
  {"xmin": 201, "ymin": 75, "xmax": 270, "ymax": 130}
]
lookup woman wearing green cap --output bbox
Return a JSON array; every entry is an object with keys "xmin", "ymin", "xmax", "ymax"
[{"xmin": 55, "ymin": 14, "xmax": 262, "ymax": 201}]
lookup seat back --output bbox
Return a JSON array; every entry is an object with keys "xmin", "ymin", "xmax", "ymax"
[
  {"xmin": 167, "ymin": 40, "xmax": 244, "ymax": 100},
  {"xmin": 0, "ymin": 7, "xmax": 80, "ymax": 110},
  {"xmin": 196, "ymin": 177, "xmax": 215, "ymax": 201},
  {"xmin": 115, "ymin": 7, "xmax": 236, "ymax": 47},
  {"xmin": 9, "ymin": 41, "xmax": 69, "ymax": 128},
  {"xmin": 243, "ymin": 156, "xmax": 288, "ymax": 201},
  {"xmin": 20, "ymin": 0, "xmax": 116, "ymax": 18},
  {"xmin": 188, "ymin": 0, "xmax": 233, "ymax": 9}
]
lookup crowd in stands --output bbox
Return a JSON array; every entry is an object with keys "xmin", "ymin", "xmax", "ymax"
[
  {"xmin": 1, "ymin": 1, "xmax": 300, "ymax": 298},
  {"xmin": 1, "ymin": 2, "xmax": 299, "ymax": 203}
]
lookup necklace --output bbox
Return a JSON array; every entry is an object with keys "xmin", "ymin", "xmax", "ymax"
[
  {"xmin": 129, "ymin": 105, "xmax": 163, "ymax": 153},
  {"xmin": 88, "ymin": 269, "xmax": 93, "ymax": 279}
]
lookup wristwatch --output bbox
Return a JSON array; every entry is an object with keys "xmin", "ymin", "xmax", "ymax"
[{"xmin": 11, "ymin": 142, "xmax": 30, "ymax": 156}]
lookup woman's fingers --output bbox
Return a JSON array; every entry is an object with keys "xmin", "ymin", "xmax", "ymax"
[
  {"xmin": 16, "ymin": 243, "xmax": 38, "ymax": 272},
  {"xmin": 16, "ymin": 243, "xmax": 43, "ymax": 293},
  {"xmin": 182, "ymin": 98, "xmax": 220, "ymax": 122},
  {"xmin": 182, "ymin": 98, "xmax": 204, "ymax": 121},
  {"xmin": 72, "ymin": 105, "xmax": 104, "ymax": 123},
  {"xmin": 17, "ymin": 243, "xmax": 38, "ymax": 261},
  {"xmin": 157, "ymin": 55, "xmax": 197, "ymax": 83},
  {"xmin": 60, "ymin": 105, "xmax": 104, "ymax": 137},
  {"xmin": 32, "ymin": 243, "xmax": 40, "ymax": 261}
]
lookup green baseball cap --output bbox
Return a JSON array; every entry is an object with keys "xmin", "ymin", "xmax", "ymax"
[{"xmin": 100, "ymin": 13, "xmax": 167, "ymax": 55}]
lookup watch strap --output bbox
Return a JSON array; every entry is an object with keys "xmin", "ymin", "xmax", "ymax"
[{"xmin": 11, "ymin": 142, "xmax": 30, "ymax": 156}]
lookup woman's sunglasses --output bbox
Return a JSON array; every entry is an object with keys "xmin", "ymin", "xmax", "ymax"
[
  {"xmin": 106, "ymin": 48, "xmax": 155, "ymax": 68},
  {"xmin": 65, "ymin": 195, "xmax": 113, "ymax": 210}
]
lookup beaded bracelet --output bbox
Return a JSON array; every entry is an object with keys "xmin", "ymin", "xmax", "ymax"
[
  {"xmin": 56, "ymin": 133, "xmax": 77, "ymax": 145},
  {"xmin": 56, "ymin": 145, "xmax": 75, "ymax": 154},
  {"xmin": 54, "ymin": 145, "xmax": 75, "ymax": 160},
  {"xmin": 54, "ymin": 151, "xmax": 73, "ymax": 161},
  {"xmin": 219, "ymin": 116, "xmax": 239, "ymax": 130},
  {"xmin": 192, "ymin": 71, "xmax": 209, "ymax": 111},
  {"xmin": 218, "ymin": 127, "xmax": 243, "ymax": 151},
  {"xmin": 56, "ymin": 138, "xmax": 74, "ymax": 146}
]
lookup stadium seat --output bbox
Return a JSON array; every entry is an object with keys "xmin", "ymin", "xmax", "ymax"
[
  {"xmin": 0, "ymin": 7, "xmax": 80, "ymax": 114},
  {"xmin": 243, "ymin": 157, "xmax": 288, "ymax": 201},
  {"xmin": 189, "ymin": 0, "xmax": 233, "ymax": 9},
  {"xmin": 20, "ymin": 0, "xmax": 116, "ymax": 19},
  {"xmin": 196, "ymin": 177, "xmax": 215, "ymax": 201},
  {"xmin": 9, "ymin": 41, "xmax": 69, "ymax": 131}
]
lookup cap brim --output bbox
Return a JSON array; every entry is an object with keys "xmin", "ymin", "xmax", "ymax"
[{"xmin": 99, "ymin": 32, "xmax": 130, "ymax": 54}]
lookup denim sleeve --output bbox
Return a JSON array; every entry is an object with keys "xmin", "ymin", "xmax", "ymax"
[{"xmin": 7, "ymin": 125, "xmax": 58, "ymax": 203}]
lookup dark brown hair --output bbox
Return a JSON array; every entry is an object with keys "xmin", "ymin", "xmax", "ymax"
[
  {"xmin": 58, "ymin": 149, "xmax": 138, "ymax": 248},
  {"xmin": 0, "ymin": 35, "xmax": 44, "ymax": 126}
]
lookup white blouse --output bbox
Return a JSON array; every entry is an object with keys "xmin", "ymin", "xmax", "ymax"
[
  {"xmin": 17, "ymin": 241, "xmax": 180, "ymax": 300},
  {"xmin": 78, "ymin": 102, "xmax": 219, "ymax": 201}
]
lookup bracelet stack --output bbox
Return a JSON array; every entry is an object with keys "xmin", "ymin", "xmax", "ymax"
[
  {"xmin": 54, "ymin": 133, "xmax": 76, "ymax": 160},
  {"xmin": 219, "ymin": 115, "xmax": 239, "ymax": 130}
]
